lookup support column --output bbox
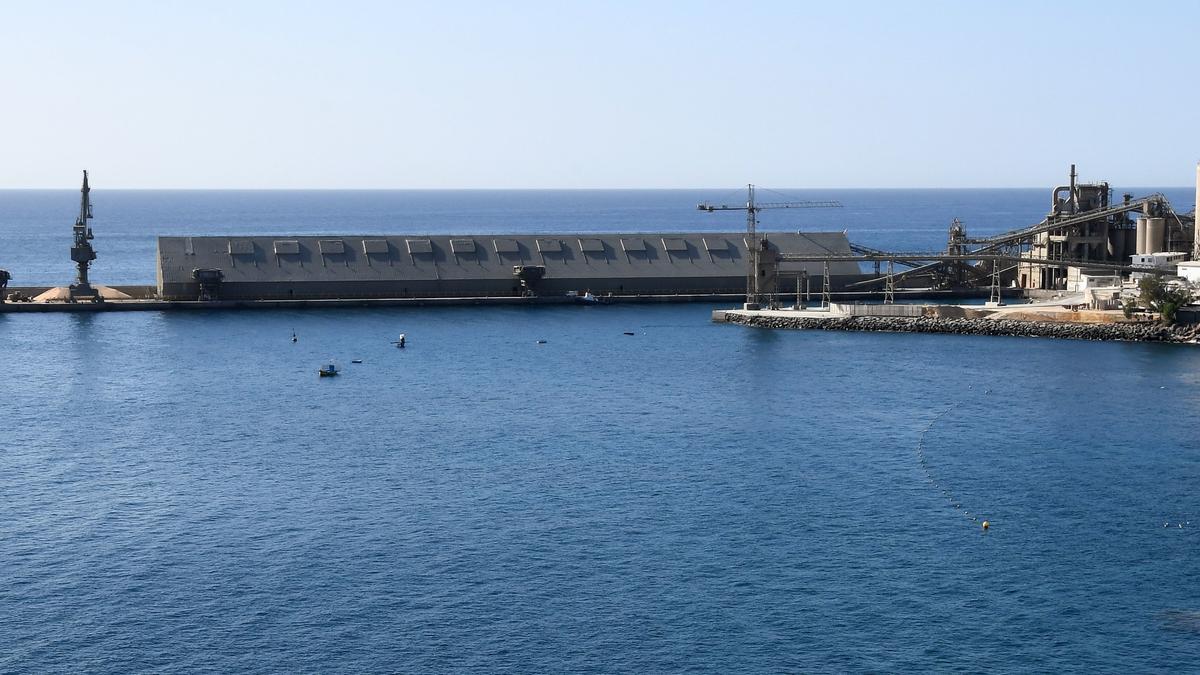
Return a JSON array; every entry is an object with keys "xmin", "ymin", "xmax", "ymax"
[
  {"xmin": 821, "ymin": 261, "xmax": 831, "ymax": 309},
  {"xmin": 884, "ymin": 260, "xmax": 895, "ymax": 304}
]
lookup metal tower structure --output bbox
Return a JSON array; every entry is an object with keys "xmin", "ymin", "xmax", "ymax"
[
  {"xmin": 821, "ymin": 261, "xmax": 831, "ymax": 309},
  {"xmin": 699, "ymin": 184, "xmax": 840, "ymax": 308},
  {"xmin": 68, "ymin": 170, "xmax": 98, "ymax": 302},
  {"xmin": 884, "ymin": 260, "xmax": 895, "ymax": 304},
  {"xmin": 988, "ymin": 260, "xmax": 1003, "ymax": 305}
]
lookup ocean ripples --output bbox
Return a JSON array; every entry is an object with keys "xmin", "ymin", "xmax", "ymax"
[{"xmin": 1, "ymin": 305, "xmax": 1200, "ymax": 672}]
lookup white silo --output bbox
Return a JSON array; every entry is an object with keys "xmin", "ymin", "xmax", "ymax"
[{"xmin": 1146, "ymin": 217, "xmax": 1166, "ymax": 254}]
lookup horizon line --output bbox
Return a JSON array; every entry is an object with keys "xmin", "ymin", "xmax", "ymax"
[{"xmin": 0, "ymin": 185, "xmax": 1192, "ymax": 192}]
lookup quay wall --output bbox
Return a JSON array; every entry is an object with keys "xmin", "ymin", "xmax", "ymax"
[
  {"xmin": 0, "ymin": 289, "xmax": 1004, "ymax": 314},
  {"xmin": 830, "ymin": 302, "xmax": 926, "ymax": 317}
]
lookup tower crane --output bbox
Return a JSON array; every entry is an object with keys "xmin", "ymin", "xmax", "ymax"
[{"xmin": 698, "ymin": 184, "xmax": 841, "ymax": 308}]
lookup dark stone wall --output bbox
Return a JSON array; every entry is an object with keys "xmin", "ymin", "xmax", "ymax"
[{"xmin": 727, "ymin": 314, "xmax": 1200, "ymax": 344}]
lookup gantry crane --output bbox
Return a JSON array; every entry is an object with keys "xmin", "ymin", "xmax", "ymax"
[{"xmin": 698, "ymin": 184, "xmax": 841, "ymax": 308}]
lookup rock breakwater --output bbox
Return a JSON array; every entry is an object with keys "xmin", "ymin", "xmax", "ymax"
[{"xmin": 727, "ymin": 314, "xmax": 1200, "ymax": 344}]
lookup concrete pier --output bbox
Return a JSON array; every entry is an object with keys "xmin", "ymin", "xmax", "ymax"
[
  {"xmin": 1, "ymin": 288, "xmax": 1003, "ymax": 314},
  {"xmin": 0, "ymin": 292, "xmax": 740, "ymax": 313}
]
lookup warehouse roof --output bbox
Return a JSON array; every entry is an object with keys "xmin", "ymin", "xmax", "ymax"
[{"xmin": 157, "ymin": 231, "xmax": 859, "ymax": 285}]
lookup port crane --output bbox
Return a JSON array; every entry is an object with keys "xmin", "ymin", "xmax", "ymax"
[
  {"xmin": 698, "ymin": 184, "xmax": 841, "ymax": 307},
  {"xmin": 69, "ymin": 170, "xmax": 99, "ymax": 302}
]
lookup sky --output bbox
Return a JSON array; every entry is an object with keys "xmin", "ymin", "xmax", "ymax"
[{"xmin": 1, "ymin": 1, "xmax": 1197, "ymax": 189}]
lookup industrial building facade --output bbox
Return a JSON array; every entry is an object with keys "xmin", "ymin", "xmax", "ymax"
[{"xmin": 156, "ymin": 232, "xmax": 861, "ymax": 301}]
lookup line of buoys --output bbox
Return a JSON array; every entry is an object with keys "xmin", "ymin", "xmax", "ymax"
[{"xmin": 915, "ymin": 402, "xmax": 991, "ymax": 531}]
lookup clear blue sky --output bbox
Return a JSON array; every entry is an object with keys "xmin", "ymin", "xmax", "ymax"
[{"xmin": 1, "ymin": 1, "xmax": 1197, "ymax": 189}]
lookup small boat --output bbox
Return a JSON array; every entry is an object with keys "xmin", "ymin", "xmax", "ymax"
[
  {"xmin": 351, "ymin": 359, "xmax": 363, "ymax": 364},
  {"xmin": 568, "ymin": 290, "xmax": 610, "ymax": 305},
  {"xmin": 318, "ymin": 363, "xmax": 339, "ymax": 377},
  {"xmin": 393, "ymin": 333, "xmax": 406, "ymax": 348},
  {"xmin": 291, "ymin": 330, "xmax": 298, "ymax": 343}
]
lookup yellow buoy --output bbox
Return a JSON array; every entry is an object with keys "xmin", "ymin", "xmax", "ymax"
[{"xmin": 981, "ymin": 520, "xmax": 990, "ymax": 531}]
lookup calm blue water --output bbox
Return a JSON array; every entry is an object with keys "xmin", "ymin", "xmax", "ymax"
[{"xmin": 2, "ymin": 191, "xmax": 1200, "ymax": 672}]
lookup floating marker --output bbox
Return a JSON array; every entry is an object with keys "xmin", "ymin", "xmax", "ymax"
[{"xmin": 982, "ymin": 520, "xmax": 989, "ymax": 531}]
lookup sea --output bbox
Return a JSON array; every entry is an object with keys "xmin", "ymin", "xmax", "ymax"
[{"xmin": 2, "ymin": 188, "xmax": 1199, "ymax": 673}]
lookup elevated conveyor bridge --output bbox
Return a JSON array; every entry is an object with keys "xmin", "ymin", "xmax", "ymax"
[
  {"xmin": 779, "ymin": 251, "xmax": 1166, "ymax": 276},
  {"xmin": 961, "ymin": 194, "xmax": 1166, "ymax": 246},
  {"xmin": 838, "ymin": 192, "xmax": 1178, "ymax": 289}
]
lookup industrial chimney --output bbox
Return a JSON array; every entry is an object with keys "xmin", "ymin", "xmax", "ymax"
[{"xmin": 1195, "ymin": 161, "xmax": 1199, "ymax": 259}]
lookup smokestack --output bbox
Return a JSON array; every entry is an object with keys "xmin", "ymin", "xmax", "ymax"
[
  {"xmin": 1069, "ymin": 164, "xmax": 1078, "ymax": 214},
  {"xmin": 1194, "ymin": 162, "xmax": 1199, "ymax": 259}
]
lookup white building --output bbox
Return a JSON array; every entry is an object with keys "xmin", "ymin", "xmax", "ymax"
[
  {"xmin": 1177, "ymin": 261, "xmax": 1200, "ymax": 287},
  {"xmin": 1065, "ymin": 266, "xmax": 1121, "ymax": 293},
  {"xmin": 1131, "ymin": 252, "xmax": 1188, "ymax": 281}
]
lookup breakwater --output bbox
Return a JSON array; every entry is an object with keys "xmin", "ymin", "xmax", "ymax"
[{"xmin": 722, "ymin": 313, "xmax": 1200, "ymax": 344}]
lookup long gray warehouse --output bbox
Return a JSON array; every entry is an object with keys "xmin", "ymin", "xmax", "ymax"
[{"xmin": 156, "ymin": 232, "xmax": 860, "ymax": 300}]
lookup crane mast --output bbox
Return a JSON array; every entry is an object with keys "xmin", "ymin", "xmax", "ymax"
[
  {"xmin": 698, "ymin": 184, "xmax": 841, "ymax": 308},
  {"xmin": 69, "ymin": 170, "xmax": 98, "ymax": 301}
]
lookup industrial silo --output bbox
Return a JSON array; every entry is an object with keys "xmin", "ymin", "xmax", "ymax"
[{"xmin": 1146, "ymin": 217, "xmax": 1166, "ymax": 254}]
